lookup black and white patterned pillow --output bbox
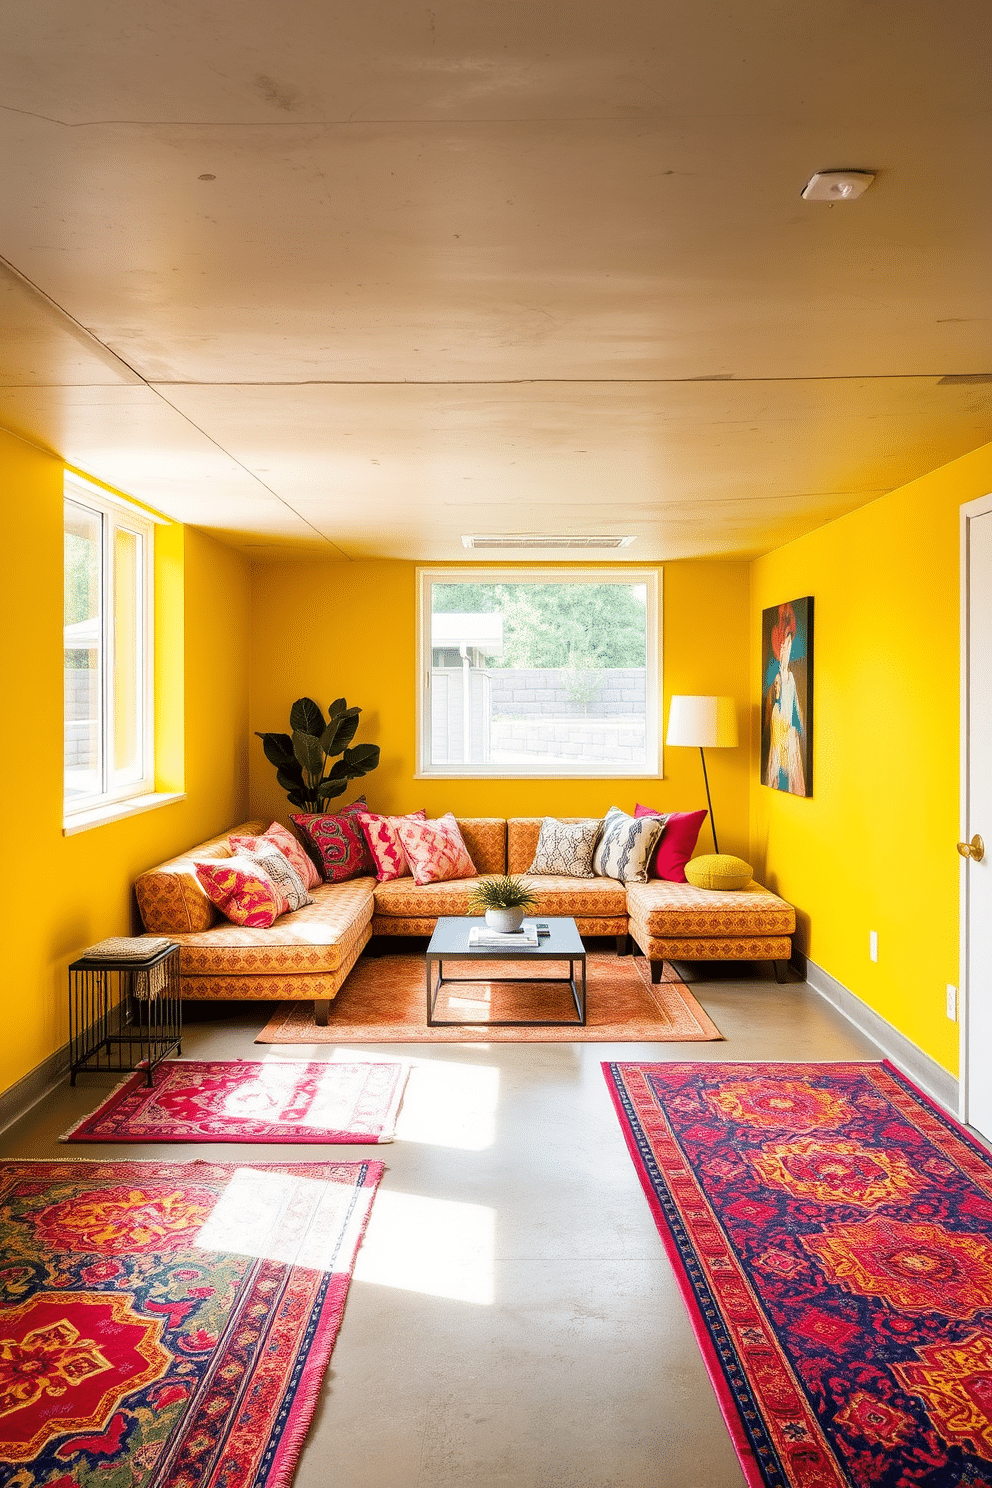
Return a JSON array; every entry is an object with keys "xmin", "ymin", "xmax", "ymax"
[
  {"xmin": 592, "ymin": 806, "xmax": 665, "ymax": 883},
  {"xmin": 527, "ymin": 818, "xmax": 602, "ymax": 877},
  {"xmin": 244, "ymin": 844, "xmax": 313, "ymax": 913}
]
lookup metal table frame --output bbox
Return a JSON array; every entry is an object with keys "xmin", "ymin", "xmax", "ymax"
[
  {"xmin": 68, "ymin": 943, "xmax": 182, "ymax": 1085},
  {"xmin": 426, "ymin": 916, "xmax": 587, "ymax": 1028}
]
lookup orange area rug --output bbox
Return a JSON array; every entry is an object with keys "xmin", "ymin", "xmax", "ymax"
[{"xmin": 254, "ymin": 950, "xmax": 722, "ymax": 1043}]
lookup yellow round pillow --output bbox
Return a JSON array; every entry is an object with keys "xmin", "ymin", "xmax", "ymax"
[{"xmin": 684, "ymin": 854, "xmax": 753, "ymax": 891}]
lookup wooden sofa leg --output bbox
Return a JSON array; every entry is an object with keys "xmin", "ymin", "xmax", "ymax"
[
  {"xmin": 616, "ymin": 934, "xmax": 631, "ymax": 956},
  {"xmin": 314, "ymin": 1000, "xmax": 331, "ymax": 1026},
  {"xmin": 650, "ymin": 960, "xmax": 665, "ymax": 985},
  {"xmin": 773, "ymin": 960, "xmax": 788, "ymax": 984}
]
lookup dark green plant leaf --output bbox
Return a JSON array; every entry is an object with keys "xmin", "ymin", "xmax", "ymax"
[
  {"xmin": 320, "ymin": 708, "xmax": 360, "ymax": 756},
  {"xmin": 342, "ymin": 743, "xmax": 380, "ymax": 776},
  {"xmin": 317, "ymin": 778, "xmax": 348, "ymax": 799},
  {"xmin": 256, "ymin": 731, "xmax": 296, "ymax": 769},
  {"xmin": 290, "ymin": 697, "xmax": 325, "ymax": 736},
  {"xmin": 326, "ymin": 697, "xmax": 347, "ymax": 720},
  {"xmin": 286, "ymin": 789, "xmax": 311, "ymax": 809},
  {"xmin": 292, "ymin": 729, "xmax": 325, "ymax": 778},
  {"xmin": 276, "ymin": 765, "xmax": 305, "ymax": 793}
]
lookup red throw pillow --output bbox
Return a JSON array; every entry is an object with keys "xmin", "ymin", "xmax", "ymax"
[
  {"xmin": 229, "ymin": 822, "xmax": 321, "ymax": 890},
  {"xmin": 393, "ymin": 813, "xmax": 477, "ymax": 886},
  {"xmin": 634, "ymin": 805, "xmax": 708, "ymax": 882},
  {"xmin": 356, "ymin": 810, "xmax": 427, "ymax": 882},
  {"xmin": 194, "ymin": 857, "xmax": 288, "ymax": 928},
  {"xmin": 290, "ymin": 799, "xmax": 375, "ymax": 883}
]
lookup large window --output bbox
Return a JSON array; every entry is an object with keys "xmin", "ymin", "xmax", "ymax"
[
  {"xmin": 417, "ymin": 568, "xmax": 660, "ymax": 777},
  {"xmin": 64, "ymin": 478, "xmax": 155, "ymax": 817}
]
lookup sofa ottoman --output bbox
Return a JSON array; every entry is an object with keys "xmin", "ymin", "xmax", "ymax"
[{"xmin": 625, "ymin": 879, "xmax": 795, "ymax": 983}]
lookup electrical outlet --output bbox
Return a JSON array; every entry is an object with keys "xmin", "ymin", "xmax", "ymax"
[
  {"xmin": 869, "ymin": 931, "xmax": 878, "ymax": 963},
  {"xmin": 947, "ymin": 984, "xmax": 958, "ymax": 1021}
]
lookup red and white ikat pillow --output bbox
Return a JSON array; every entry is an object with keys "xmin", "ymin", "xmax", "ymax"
[
  {"xmin": 394, "ymin": 813, "xmax": 477, "ymax": 886},
  {"xmin": 356, "ymin": 810, "xmax": 427, "ymax": 882}
]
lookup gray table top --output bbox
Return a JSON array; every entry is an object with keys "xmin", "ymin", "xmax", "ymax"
[{"xmin": 427, "ymin": 916, "xmax": 585, "ymax": 960}]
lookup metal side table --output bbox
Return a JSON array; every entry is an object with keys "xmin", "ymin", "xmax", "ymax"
[{"xmin": 68, "ymin": 941, "xmax": 182, "ymax": 1085}]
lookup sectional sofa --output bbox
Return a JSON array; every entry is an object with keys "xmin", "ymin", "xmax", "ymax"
[{"xmin": 136, "ymin": 816, "xmax": 795, "ymax": 1023}]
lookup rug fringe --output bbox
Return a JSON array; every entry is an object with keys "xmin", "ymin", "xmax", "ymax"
[{"xmin": 58, "ymin": 1069, "xmax": 144, "ymax": 1142}]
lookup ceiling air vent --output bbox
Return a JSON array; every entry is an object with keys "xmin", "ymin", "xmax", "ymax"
[{"xmin": 461, "ymin": 534, "xmax": 635, "ymax": 551}]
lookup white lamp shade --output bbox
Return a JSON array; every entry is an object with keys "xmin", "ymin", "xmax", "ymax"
[{"xmin": 666, "ymin": 695, "xmax": 738, "ymax": 749}]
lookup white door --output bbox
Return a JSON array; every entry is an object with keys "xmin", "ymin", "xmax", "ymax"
[{"xmin": 963, "ymin": 499, "xmax": 992, "ymax": 1138}]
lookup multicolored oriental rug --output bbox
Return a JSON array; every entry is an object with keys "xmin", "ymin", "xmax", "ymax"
[
  {"xmin": 604, "ymin": 1060, "xmax": 992, "ymax": 1488},
  {"xmin": 62, "ymin": 1058, "xmax": 409, "ymax": 1144},
  {"xmin": 0, "ymin": 1158, "xmax": 381, "ymax": 1487}
]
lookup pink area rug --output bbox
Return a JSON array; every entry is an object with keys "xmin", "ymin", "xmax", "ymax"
[{"xmin": 62, "ymin": 1058, "xmax": 409, "ymax": 1143}]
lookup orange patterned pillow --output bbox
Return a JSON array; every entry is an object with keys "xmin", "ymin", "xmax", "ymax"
[
  {"xmin": 194, "ymin": 856, "xmax": 288, "ymax": 928},
  {"xmin": 394, "ymin": 813, "xmax": 477, "ymax": 886},
  {"xmin": 229, "ymin": 822, "xmax": 321, "ymax": 890}
]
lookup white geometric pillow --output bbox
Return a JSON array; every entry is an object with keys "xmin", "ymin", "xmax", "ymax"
[
  {"xmin": 243, "ymin": 843, "xmax": 313, "ymax": 913},
  {"xmin": 527, "ymin": 818, "xmax": 602, "ymax": 877},
  {"xmin": 592, "ymin": 806, "xmax": 665, "ymax": 884}
]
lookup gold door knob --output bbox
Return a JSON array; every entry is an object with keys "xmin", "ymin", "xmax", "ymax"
[{"xmin": 957, "ymin": 834, "xmax": 985, "ymax": 862}]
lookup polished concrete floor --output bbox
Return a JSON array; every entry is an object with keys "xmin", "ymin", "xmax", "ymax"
[{"xmin": 1, "ymin": 959, "xmax": 882, "ymax": 1488}]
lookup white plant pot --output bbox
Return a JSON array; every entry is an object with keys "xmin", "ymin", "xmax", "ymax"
[{"xmin": 485, "ymin": 906, "xmax": 525, "ymax": 934}]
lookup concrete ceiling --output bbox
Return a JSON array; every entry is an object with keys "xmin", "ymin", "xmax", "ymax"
[{"xmin": 2, "ymin": 0, "xmax": 990, "ymax": 561}]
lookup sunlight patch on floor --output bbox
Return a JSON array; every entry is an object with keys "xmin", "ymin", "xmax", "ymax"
[{"xmin": 353, "ymin": 1189, "xmax": 496, "ymax": 1304}]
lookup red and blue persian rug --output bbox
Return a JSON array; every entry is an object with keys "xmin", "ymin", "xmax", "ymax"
[
  {"xmin": 0, "ymin": 1157, "xmax": 382, "ymax": 1486},
  {"xmin": 604, "ymin": 1060, "xmax": 992, "ymax": 1488},
  {"xmin": 62, "ymin": 1058, "xmax": 409, "ymax": 1143}
]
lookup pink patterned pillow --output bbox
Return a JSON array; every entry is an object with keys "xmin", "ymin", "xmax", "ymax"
[
  {"xmin": 356, "ymin": 810, "xmax": 427, "ymax": 882},
  {"xmin": 194, "ymin": 856, "xmax": 288, "ymax": 928},
  {"xmin": 291, "ymin": 800, "xmax": 375, "ymax": 883},
  {"xmin": 394, "ymin": 813, "xmax": 476, "ymax": 886},
  {"xmin": 229, "ymin": 822, "xmax": 321, "ymax": 890}
]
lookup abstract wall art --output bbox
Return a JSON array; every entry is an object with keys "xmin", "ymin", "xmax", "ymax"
[{"xmin": 761, "ymin": 596, "xmax": 813, "ymax": 796}]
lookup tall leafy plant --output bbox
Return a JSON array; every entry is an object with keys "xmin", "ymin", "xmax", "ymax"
[{"xmin": 256, "ymin": 697, "xmax": 380, "ymax": 813}]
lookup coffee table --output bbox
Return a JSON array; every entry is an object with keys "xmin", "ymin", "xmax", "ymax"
[{"xmin": 426, "ymin": 916, "xmax": 587, "ymax": 1027}]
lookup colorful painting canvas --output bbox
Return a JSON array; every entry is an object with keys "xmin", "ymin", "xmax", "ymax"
[{"xmin": 761, "ymin": 596, "xmax": 813, "ymax": 796}]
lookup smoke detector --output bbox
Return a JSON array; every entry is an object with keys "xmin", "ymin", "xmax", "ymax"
[
  {"xmin": 801, "ymin": 170, "xmax": 875, "ymax": 202},
  {"xmin": 461, "ymin": 534, "xmax": 635, "ymax": 551}
]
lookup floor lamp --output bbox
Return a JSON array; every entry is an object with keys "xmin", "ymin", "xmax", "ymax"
[{"xmin": 666, "ymin": 696, "xmax": 739, "ymax": 853}]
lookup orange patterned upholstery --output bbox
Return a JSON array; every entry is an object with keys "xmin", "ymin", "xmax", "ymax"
[
  {"xmin": 373, "ymin": 876, "xmax": 490, "ymax": 918},
  {"xmin": 454, "ymin": 819, "xmax": 506, "ymax": 875},
  {"xmin": 628, "ymin": 927, "xmax": 793, "ymax": 962},
  {"xmin": 372, "ymin": 915, "xmax": 626, "ymax": 938},
  {"xmin": 507, "ymin": 818, "xmax": 596, "ymax": 874},
  {"xmin": 625, "ymin": 880, "xmax": 796, "ymax": 938},
  {"xmin": 179, "ymin": 922, "xmax": 372, "ymax": 1002},
  {"xmin": 135, "ymin": 819, "xmax": 267, "ymax": 934},
  {"xmin": 135, "ymin": 815, "xmax": 796, "ymax": 999},
  {"xmin": 153, "ymin": 878, "xmax": 375, "ymax": 977}
]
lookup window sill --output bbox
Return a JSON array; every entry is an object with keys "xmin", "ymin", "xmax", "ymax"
[{"xmin": 63, "ymin": 791, "xmax": 186, "ymax": 837}]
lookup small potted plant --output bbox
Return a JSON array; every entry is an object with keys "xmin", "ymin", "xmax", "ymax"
[{"xmin": 468, "ymin": 875, "xmax": 538, "ymax": 934}]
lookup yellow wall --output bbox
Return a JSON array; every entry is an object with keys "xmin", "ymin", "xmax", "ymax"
[
  {"xmin": 0, "ymin": 428, "xmax": 250, "ymax": 1095},
  {"xmin": 751, "ymin": 440, "xmax": 992, "ymax": 1077},
  {"xmin": 249, "ymin": 558, "xmax": 752, "ymax": 847}
]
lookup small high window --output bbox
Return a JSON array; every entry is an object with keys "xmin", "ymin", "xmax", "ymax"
[
  {"xmin": 64, "ymin": 478, "xmax": 155, "ymax": 816},
  {"xmin": 417, "ymin": 568, "xmax": 660, "ymax": 777}
]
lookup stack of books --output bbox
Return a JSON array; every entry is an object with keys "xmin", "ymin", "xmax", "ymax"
[{"xmin": 468, "ymin": 921, "xmax": 543, "ymax": 948}]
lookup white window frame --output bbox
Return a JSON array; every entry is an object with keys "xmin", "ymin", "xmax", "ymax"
[
  {"xmin": 63, "ymin": 475, "xmax": 156, "ymax": 820},
  {"xmin": 416, "ymin": 566, "xmax": 661, "ymax": 779}
]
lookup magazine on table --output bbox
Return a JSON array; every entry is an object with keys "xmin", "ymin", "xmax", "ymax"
[{"xmin": 468, "ymin": 920, "xmax": 549, "ymax": 948}]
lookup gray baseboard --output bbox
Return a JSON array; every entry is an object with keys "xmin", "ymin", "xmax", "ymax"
[
  {"xmin": 804, "ymin": 958, "xmax": 959, "ymax": 1115},
  {"xmin": 0, "ymin": 1043, "xmax": 70, "ymax": 1136}
]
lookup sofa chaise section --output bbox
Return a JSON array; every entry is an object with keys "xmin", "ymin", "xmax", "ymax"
[
  {"xmin": 136, "ymin": 819, "xmax": 375, "ymax": 1024},
  {"xmin": 625, "ymin": 879, "xmax": 795, "ymax": 983}
]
